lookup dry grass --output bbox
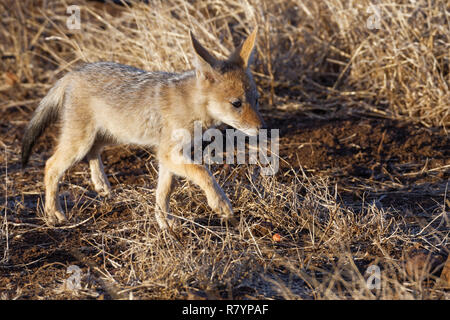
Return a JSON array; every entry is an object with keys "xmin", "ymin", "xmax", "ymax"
[
  {"xmin": 1, "ymin": 159, "xmax": 448, "ymax": 299},
  {"xmin": 1, "ymin": 0, "xmax": 449, "ymax": 125},
  {"xmin": 0, "ymin": 0, "xmax": 449, "ymax": 299}
]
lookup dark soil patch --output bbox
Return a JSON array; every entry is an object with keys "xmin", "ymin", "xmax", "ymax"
[{"xmin": 267, "ymin": 112, "xmax": 449, "ymax": 213}]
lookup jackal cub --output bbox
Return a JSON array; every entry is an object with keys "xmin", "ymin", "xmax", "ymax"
[{"xmin": 22, "ymin": 29, "xmax": 263, "ymax": 229}]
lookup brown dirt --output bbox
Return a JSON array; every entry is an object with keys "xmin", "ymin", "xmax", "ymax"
[{"xmin": 271, "ymin": 112, "xmax": 449, "ymax": 211}]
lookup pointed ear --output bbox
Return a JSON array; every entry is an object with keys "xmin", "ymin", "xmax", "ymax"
[
  {"xmin": 228, "ymin": 27, "xmax": 258, "ymax": 68},
  {"xmin": 190, "ymin": 31, "xmax": 220, "ymax": 82}
]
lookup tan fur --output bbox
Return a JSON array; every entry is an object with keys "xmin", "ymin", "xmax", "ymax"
[{"xmin": 22, "ymin": 30, "xmax": 263, "ymax": 229}]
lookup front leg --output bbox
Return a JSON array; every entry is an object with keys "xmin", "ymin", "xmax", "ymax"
[
  {"xmin": 158, "ymin": 150, "xmax": 234, "ymax": 222},
  {"xmin": 155, "ymin": 163, "xmax": 176, "ymax": 229}
]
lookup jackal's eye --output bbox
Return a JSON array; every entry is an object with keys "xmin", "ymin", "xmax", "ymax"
[{"xmin": 230, "ymin": 99, "xmax": 242, "ymax": 108}]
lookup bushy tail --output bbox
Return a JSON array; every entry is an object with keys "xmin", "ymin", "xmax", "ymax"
[{"xmin": 21, "ymin": 77, "xmax": 68, "ymax": 168}]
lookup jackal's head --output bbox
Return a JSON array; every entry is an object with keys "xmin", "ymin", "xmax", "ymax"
[{"xmin": 191, "ymin": 28, "xmax": 264, "ymax": 136}]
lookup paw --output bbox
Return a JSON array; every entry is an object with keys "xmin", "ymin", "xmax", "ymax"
[
  {"xmin": 45, "ymin": 209, "xmax": 68, "ymax": 226},
  {"xmin": 93, "ymin": 181, "xmax": 111, "ymax": 197},
  {"xmin": 222, "ymin": 215, "xmax": 239, "ymax": 228},
  {"xmin": 210, "ymin": 195, "xmax": 234, "ymax": 219},
  {"xmin": 155, "ymin": 210, "xmax": 177, "ymax": 230},
  {"xmin": 213, "ymin": 197, "xmax": 239, "ymax": 227},
  {"xmin": 96, "ymin": 187, "xmax": 111, "ymax": 197}
]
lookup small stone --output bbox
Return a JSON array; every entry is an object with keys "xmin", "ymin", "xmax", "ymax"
[{"xmin": 272, "ymin": 233, "xmax": 282, "ymax": 242}]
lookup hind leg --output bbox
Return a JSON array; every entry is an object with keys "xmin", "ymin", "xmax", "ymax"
[
  {"xmin": 44, "ymin": 129, "xmax": 95, "ymax": 225},
  {"xmin": 87, "ymin": 141, "xmax": 111, "ymax": 196}
]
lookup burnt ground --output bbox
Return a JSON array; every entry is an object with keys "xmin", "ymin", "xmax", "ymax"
[{"xmin": 0, "ymin": 105, "xmax": 449, "ymax": 299}]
